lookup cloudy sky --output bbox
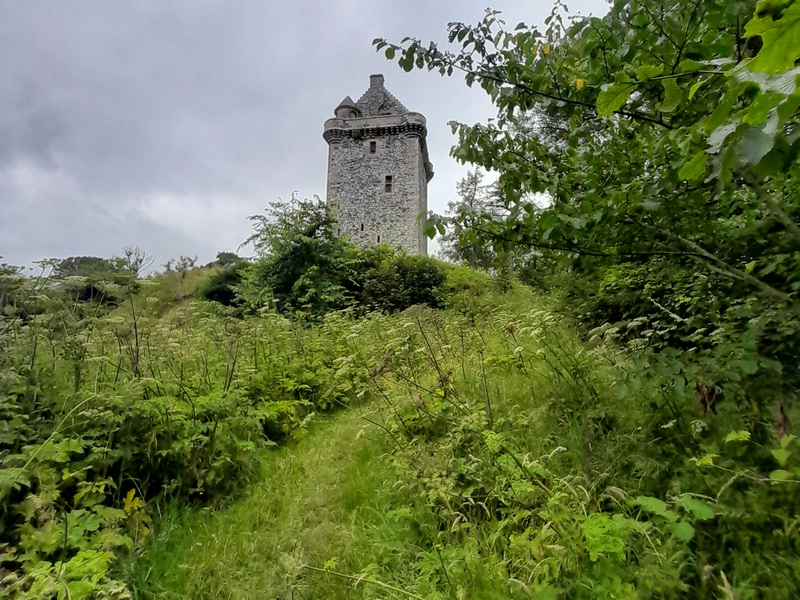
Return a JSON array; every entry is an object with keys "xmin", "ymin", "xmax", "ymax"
[{"xmin": 1, "ymin": 0, "xmax": 608, "ymax": 271}]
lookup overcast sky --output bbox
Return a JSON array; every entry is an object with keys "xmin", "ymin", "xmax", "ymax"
[{"xmin": 1, "ymin": 0, "xmax": 608, "ymax": 271}]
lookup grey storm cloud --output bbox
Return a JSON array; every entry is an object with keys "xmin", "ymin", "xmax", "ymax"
[{"xmin": 0, "ymin": 0, "xmax": 608, "ymax": 270}]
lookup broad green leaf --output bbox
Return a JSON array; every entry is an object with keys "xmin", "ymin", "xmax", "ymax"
[
  {"xmin": 772, "ymin": 447, "xmax": 791, "ymax": 466},
  {"xmin": 636, "ymin": 64, "xmax": 664, "ymax": 80},
  {"xmin": 708, "ymin": 123, "xmax": 738, "ymax": 153},
  {"xmin": 744, "ymin": 2, "xmax": 800, "ymax": 74},
  {"xmin": 656, "ymin": 78, "xmax": 682, "ymax": 113},
  {"xmin": 678, "ymin": 59, "xmax": 704, "ymax": 72},
  {"xmin": 679, "ymin": 152, "xmax": 706, "ymax": 181},
  {"xmin": 679, "ymin": 497, "xmax": 715, "ymax": 520},
  {"xmin": 743, "ymin": 92, "xmax": 778, "ymax": 125},
  {"xmin": 669, "ymin": 521, "xmax": 695, "ymax": 542},
  {"xmin": 597, "ymin": 82, "xmax": 634, "ymax": 116},
  {"xmin": 725, "ymin": 430, "xmax": 751, "ymax": 442},
  {"xmin": 737, "ymin": 114, "xmax": 778, "ymax": 165},
  {"xmin": 634, "ymin": 496, "xmax": 667, "ymax": 515},
  {"xmin": 688, "ymin": 77, "xmax": 710, "ymax": 100},
  {"xmin": 770, "ymin": 469, "xmax": 793, "ymax": 481},
  {"xmin": 399, "ymin": 51, "xmax": 415, "ymax": 72}
]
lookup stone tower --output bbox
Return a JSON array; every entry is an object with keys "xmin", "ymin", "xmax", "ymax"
[{"xmin": 323, "ymin": 74, "xmax": 434, "ymax": 255}]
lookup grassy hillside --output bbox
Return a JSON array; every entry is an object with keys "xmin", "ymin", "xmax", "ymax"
[
  {"xmin": 131, "ymin": 405, "xmax": 412, "ymax": 598},
  {"xmin": 3, "ymin": 261, "xmax": 798, "ymax": 598},
  {"xmin": 131, "ymin": 283, "xmax": 799, "ymax": 599}
]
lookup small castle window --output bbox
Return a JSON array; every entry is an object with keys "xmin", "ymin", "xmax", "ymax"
[
  {"xmin": 377, "ymin": 234, "xmax": 381, "ymax": 243},
  {"xmin": 384, "ymin": 175, "xmax": 393, "ymax": 192},
  {"xmin": 360, "ymin": 223, "xmax": 364, "ymax": 231},
  {"xmin": 369, "ymin": 141, "xmax": 377, "ymax": 154},
  {"xmin": 350, "ymin": 110, "xmax": 357, "ymax": 118}
]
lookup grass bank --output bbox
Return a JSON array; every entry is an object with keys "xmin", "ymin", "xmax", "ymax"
[
  {"xmin": 131, "ymin": 290, "xmax": 800, "ymax": 598},
  {"xmin": 131, "ymin": 403, "xmax": 420, "ymax": 599}
]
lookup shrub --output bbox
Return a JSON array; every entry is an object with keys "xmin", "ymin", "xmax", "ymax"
[
  {"xmin": 351, "ymin": 250, "xmax": 446, "ymax": 313},
  {"xmin": 198, "ymin": 261, "xmax": 249, "ymax": 307}
]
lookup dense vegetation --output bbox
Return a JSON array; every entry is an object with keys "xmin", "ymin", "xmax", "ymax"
[
  {"xmin": 0, "ymin": 237, "xmax": 454, "ymax": 598},
  {"xmin": 3, "ymin": 0, "xmax": 800, "ymax": 597}
]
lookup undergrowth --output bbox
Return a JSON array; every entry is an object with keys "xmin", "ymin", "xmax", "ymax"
[
  {"xmin": 131, "ymin": 283, "xmax": 799, "ymax": 599},
  {"xmin": 0, "ymin": 270, "xmax": 373, "ymax": 598}
]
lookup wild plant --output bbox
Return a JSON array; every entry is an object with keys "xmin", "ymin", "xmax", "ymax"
[
  {"xmin": 0, "ymin": 270, "xmax": 368, "ymax": 598},
  {"xmin": 346, "ymin": 292, "xmax": 800, "ymax": 598}
]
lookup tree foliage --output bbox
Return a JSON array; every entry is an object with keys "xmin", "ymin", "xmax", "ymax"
[
  {"xmin": 377, "ymin": 0, "xmax": 800, "ymax": 389},
  {"xmin": 438, "ymin": 169, "xmax": 499, "ymax": 268},
  {"xmin": 244, "ymin": 195, "xmax": 350, "ymax": 316}
]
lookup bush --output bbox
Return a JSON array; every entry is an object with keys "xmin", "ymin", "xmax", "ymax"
[
  {"xmin": 198, "ymin": 261, "xmax": 249, "ymax": 307},
  {"xmin": 349, "ymin": 248, "xmax": 446, "ymax": 313}
]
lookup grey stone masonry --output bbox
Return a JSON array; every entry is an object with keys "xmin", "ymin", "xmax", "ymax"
[{"xmin": 323, "ymin": 74, "xmax": 433, "ymax": 255}]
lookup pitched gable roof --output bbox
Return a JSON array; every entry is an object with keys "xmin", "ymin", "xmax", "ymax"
[{"xmin": 355, "ymin": 74, "xmax": 408, "ymax": 117}]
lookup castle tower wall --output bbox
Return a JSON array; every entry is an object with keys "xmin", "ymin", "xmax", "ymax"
[{"xmin": 323, "ymin": 75, "xmax": 433, "ymax": 255}]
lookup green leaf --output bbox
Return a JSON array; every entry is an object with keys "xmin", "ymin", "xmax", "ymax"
[
  {"xmin": 678, "ymin": 152, "xmax": 706, "ymax": 181},
  {"xmin": 679, "ymin": 497, "xmax": 715, "ymax": 520},
  {"xmin": 640, "ymin": 199, "xmax": 661, "ymax": 211},
  {"xmin": 692, "ymin": 453, "xmax": 718, "ymax": 467},
  {"xmin": 636, "ymin": 64, "xmax": 664, "ymax": 80},
  {"xmin": 770, "ymin": 469, "xmax": 793, "ymax": 481},
  {"xmin": 399, "ymin": 51, "xmax": 415, "ymax": 72},
  {"xmin": 385, "ymin": 47, "xmax": 396, "ymax": 60},
  {"xmin": 744, "ymin": 2, "xmax": 800, "ymax": 74},
  {"xmin": 669, "ymin": 521, "xmax": 695, "ymax": 542},
  {"xmin": 743, "ymin": 92, "xmax": 779, "ymax": 125},
  {"xmin": 737, "ymin": 115, "xmax": 778, "ymax": 165},
  {"xmin": 725, "ymin": 430, "xmax": 751, "ymax": 442},
  {"xmin": 688, "ymin": 77, "xmax": 710, "ymax": 100},
  {"xmin": 678, "ymin": 59, "xmax": 704, "ymax": 72},
  {"xmin": 772, "ymin": 447, "xmax": 791, "ymax": 466},
  {"xmin": 634, "ymin": 496, "xmax": 667, "ymax": 515},
  {"xmin": 708, "ymin": 123, "xmax": 738, "ymax": 153},
  {"xmin": 597, "ymin": 82, "xmax": 634, "ymax": 116},
  {"xmin": 656, "ymin": 78, "xmax": 682, "ymax": 113}
]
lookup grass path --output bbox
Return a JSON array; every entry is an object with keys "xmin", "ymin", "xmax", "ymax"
[{"xmin": 131, "ymin": 405, "xmax": 418, "ymax": 599}]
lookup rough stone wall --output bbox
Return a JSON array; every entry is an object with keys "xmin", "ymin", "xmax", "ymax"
[
  {"xmin": 327, "ymin": 130, "xmax": 426, "ymax": 253},
  {"xmin": 323, "ymin": 75, "xmax": 431, "ymax": 255}
]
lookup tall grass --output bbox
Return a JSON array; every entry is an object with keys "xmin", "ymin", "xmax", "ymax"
[{"xmin": 133, "ymin": 283, "xmax": 799, "ymax": 598}]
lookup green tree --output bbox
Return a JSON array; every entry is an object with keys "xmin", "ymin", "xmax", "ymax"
[
  {"xmin": 438, "ymin": 169, "xmax": 499, "ymax": 269},
  {"xmin": 214, "ymin": 251, "xmax": 241, "ymax": 267},
  {"xmin": 377, "ymin": 0, "xmax": 800, "ymax": 293},
  {"xmin": 244, "ymin": 195, "xmax": 349, "ymax": 316},
  {"xmin": 378, "ymin": 0, "xmax": 800, "ymax": 373}
]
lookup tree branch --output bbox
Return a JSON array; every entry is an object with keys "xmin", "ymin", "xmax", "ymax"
[{"xmin": 741, "ymin": 172, "xmax": 800, "ymax": 245}]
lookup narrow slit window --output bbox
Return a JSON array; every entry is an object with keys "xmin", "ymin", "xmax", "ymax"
[
  {"xmin": 384, "ymin": 175, "xmax": 393, "ymax": 192},
  {"xmin": 369, "ymin": 141, "xmax": 377, "ymax": 154},
  {"xmin": 360, "ymin": 223, "xmax": 364, "ymax": 231},
  {"xmin": 377, "ymin": 234, "xmax": 381, "ymax": 243}
]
